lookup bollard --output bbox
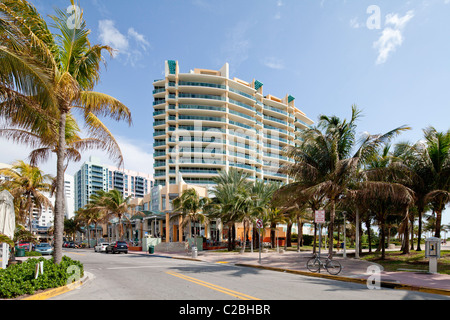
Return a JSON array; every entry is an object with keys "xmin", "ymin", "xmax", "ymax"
[{"xmin": 191, "ymin": 246, "xmax": 198, "ymax": 259}]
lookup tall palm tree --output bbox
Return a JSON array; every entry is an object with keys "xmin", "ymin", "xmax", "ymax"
[
  {"xmin": 422, "ymin": 127, "xmax": 450, "ymax": 238},
  {"xmin": 207, "ymin": 168, "xmax": 251, "ymax": 251},
  {"xmin": 0, "ymin": 161, "xmax": 52, "ymax": 241},
  {"xmin": 282, "ymin": 106, "xmax": 410, "ymax": 256},
  {"xmin": 0, "ymin": 1, "xmax": 132, "ymax": 264},
  {"xmin": 250, "ymin": 180, "xmax": 281, "ymax": 250},
  {"xmin": 395, "ymin": 127, "xmax": 450, "ymax": 246}
]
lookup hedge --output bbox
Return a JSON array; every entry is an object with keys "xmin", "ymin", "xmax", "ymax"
[{"xmin": 0, "ymin": 256, "xmax": 84, "ymax": 299}]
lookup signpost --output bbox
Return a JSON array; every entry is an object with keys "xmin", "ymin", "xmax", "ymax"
[
  {"xmin": 315, "ymin": 210, "xmax": 325, "ymax": 257},
  {"xmin": 256, "ymin": 219, "xmax": 263, "ymax": 264}
]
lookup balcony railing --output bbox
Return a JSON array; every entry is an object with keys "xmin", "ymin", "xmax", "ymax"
[{"xmin": 179, "ymin": 93, "xmax": 225, "ymax": 101}]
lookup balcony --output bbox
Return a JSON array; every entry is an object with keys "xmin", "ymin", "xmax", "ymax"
[
  {"xmin": 178, "ymin": 81, "xmax": 226, "ymax": 90},
  {"xmin": 179, "ymin": 93, "xmax": 225, "ymax": 101}
]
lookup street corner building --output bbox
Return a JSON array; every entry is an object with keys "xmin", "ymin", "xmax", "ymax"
[{"xmin": 147, "ymin": 60, "xmax": 315, "ymax": 250}]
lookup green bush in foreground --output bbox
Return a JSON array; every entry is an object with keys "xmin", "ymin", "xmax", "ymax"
[{"xmin": 0, "ymin": 256, "xmax": 84, "ymax": 299}]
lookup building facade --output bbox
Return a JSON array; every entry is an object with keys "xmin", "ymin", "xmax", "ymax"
[
  {"xmin": 148, "ymin": 61, "xmax": 315, "ymax": 246},
  {"xmin": 74, "ymin": 156, "xmax": 152, "ymax": 211},
  {"xmin": 152, "ymin": 60, "xmax": 314, "ymax": 189}
]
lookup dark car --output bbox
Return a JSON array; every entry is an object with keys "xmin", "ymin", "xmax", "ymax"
[{"xmin": 105, "ymin": 241, "xmax": 128, "ymax": 254}]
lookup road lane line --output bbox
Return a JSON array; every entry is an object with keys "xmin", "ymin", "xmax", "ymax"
[
  {"xmin": 63, "ymin": 251, "xmax": 85, "ymax": 256},
  {"xmin": 166, "ymin": 271, "xmax": 261, "ymax": 300}
]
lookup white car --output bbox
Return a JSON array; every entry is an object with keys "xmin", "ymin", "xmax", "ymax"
[{"xmin": 94, "ymin": 243, "xmax": 109, "ymax": 253}]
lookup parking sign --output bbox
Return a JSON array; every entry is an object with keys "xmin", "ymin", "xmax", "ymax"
[{"xmin": 315, "ymin": 210, "xmax": 325, "ymax": 224}]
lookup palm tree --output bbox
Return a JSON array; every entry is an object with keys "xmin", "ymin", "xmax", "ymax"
[
  {"xmin": 90, "ymin": 189, "xmax": 135, "ymax": 241},
  {"xmin": 64, "ymin": 217, "xmax": 81, "ymax": 242},
  {"xmin": 172, "ymin": 188, "xmax": 210, "ymax": 243},
  {"xmin": 422, "ymin": 128, "xmax": 450, "ymax": 238},
  {"xmin": 282, "ymin": 106, "xmax": 410, "ymax": 256},
  {"xmin": 0, "ymin": 1, "xmax": 132, "ymax": 264},
  {"xmin": 0, "ymin": 161, "xmax": 53, "ymax": 242},
  {"xmin": 394, "ymin": 127, "xmax": 450, "ymax": 247},
  {"xmin": 249, "ymin": 180, "xmax": 280, "ymax": 251},
  {"xmin": 207, "ymin": 168, "xmax": 252, "ymax": 251},
  {"xmin": 75, "ymin": 205, "xmax": 102, "ymax": 248}
]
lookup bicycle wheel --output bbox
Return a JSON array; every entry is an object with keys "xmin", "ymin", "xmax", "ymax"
[
  {"xmin": 325, "ymin": 260, "xmax": 342, "ymax": 275},
  {"xmin": 306, "ymin": 258, "xmax": 321, "ymax": 273}
]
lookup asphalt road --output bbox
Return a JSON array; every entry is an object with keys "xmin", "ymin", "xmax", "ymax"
[{"xmin": 52, "ymin": 248, "xmax": 450, "ymax": 301}]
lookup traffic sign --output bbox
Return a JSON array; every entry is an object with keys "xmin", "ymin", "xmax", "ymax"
[
  {"xmin": 256, "ymin": 219, "xmax": 263, "ymax": 229},
  {"xmin": 315, "ymin": 210, "xmax": 325, "ymax": 224}
]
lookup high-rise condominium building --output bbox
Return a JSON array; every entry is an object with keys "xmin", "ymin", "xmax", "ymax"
[
  {"xmin": 152, "ymin": 61, "xmax": 314, "ymax": 188},
  {"xmin": 74, "ymin": 156, "xmax": 152, "ymax": 211}
]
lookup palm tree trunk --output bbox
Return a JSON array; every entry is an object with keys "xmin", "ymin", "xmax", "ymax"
[
  {"xmin": 355, "ymin": 208, "xmax": 360, "ymax": 259},
  {"xmin": 53, "ymin": 109, "xmax": 67, "ymax": 265},
  {"xmin": 240, "ymin": 220, "xmax": 246, "ymax": 254},
  {"xmin": 366, "ymin": 219, "xmax": 372, "ymax": 253},
  {"xmin": 417, "ymin": 207, "xmax": 424, "ymax": 251},
  {"xmin": 328, "ymin": 199, "xmax": 336, "ymax": 257},
  {"xmin": 297, "ymin": 216, "xmax": 302, "ymax": 252},
  {"xmin": 381, "ymin": 219, "xmax": 386, "ymax": 260},
  {"xmin": 435, "ymin": 209, "xmax": 443, "ymax": 238},
  {"xmin": 286, "ymin": 222, "xmax": 292, "ymax": 248},
  {"xmin": 410, "ymin": 214, "xmax": 415, "ymax": 251},
  {"xmin": 227, "ymin": 225, "xmax": 232, "ymax": 251}
]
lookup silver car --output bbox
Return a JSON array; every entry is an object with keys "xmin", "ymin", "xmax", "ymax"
[{"xmin": 35, "ymin": 243, "xmax": 53, "ymax": 256}]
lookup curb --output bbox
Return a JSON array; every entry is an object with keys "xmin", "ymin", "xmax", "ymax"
[
  {"xmin": 21, "ymin": 272, "xmax": 92, "ymax": 300},
  {"xmin": 235, "ymin": 263, "xmax": 450, "ymax": 297}
]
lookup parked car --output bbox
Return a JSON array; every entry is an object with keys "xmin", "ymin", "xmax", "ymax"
[
  {"xmin": 94, "ymin": 242, "xmax": 109, "ymax": 253},
  {"xmin": 66, "ymin": 242, "xmax": 77, "ymax": 248},
  {"xmin": 105, "ymin": 241, "xmax": 128, "ymax": 254},
  {"xmin": 35, "ymin": 243, "xmax": 53, "ymax": 255}
]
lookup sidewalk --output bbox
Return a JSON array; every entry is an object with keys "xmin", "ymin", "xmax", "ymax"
[{"xmin": 135, "ymin": 249, "xmax": 450, "ymax": 296}]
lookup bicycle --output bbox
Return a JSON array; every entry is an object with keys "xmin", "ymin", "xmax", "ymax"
[{"xmin": 306, "ymin": 254, "xmax": 342, "ymax": 275}]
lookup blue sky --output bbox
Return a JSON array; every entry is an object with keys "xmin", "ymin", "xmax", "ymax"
[{"xmin": 1, "ymin": 0, "xmax": 450, "ymax": 225}]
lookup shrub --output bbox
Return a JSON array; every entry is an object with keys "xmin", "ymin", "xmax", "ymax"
[
  {"xmin": 303, "ymin": 235, "xmax": 314, "ymax": 246},
  {"xmin": 25, "ymin": 251, "xmax": 42, "ymax": 257},
  {"xmin": 0, "ymin": 256, "xmax": 84, "ymax": 299}
]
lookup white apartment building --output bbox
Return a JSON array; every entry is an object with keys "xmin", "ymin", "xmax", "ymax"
[
  {"xmin": 152, "ymin": 60, "xmax": 314, "ymax": 188},
  {"xmin": 74, "ymin": 156, "xmax": 152, "ymax": 211}
]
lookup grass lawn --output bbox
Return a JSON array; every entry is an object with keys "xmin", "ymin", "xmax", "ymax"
[{"xmin": 360, "ymin": 250, "xmax": 450, "ymax": 275}]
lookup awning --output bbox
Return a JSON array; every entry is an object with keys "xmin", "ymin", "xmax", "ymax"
[{"xmin": 131, "ymin": 211, "xmax": 165, "ymax": 221}]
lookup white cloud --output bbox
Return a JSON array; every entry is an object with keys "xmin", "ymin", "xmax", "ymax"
[
  {"xmin": 261, "ymin": 57, "xmax": 285, "ymax": 70},
  {"xmin": 128, "ymin": 28, "xmax": 150, "ymax": 51},
  {"xmin": 98, "ymin": 20, "xmax": 150, "ymax": 66},
  {"xmin": 373, "ymin": 10, "xmax": 414, "ymax": 65},
  {"xmin": 98, "ymin": 20, "xmax": 129, "ymax": 55}
]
